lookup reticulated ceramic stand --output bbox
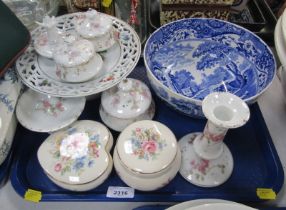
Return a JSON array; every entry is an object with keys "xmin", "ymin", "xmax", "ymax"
[{"xmin": 179, "ymin": 92, "xmax": 250, "ymax": 187}]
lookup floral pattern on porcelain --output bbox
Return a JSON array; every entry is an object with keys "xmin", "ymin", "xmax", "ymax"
[
  {"xmin": 49, "ymin": 127, "xmax": 101, "ymax": 176},
  {"xmin": 75, "ymin": 10, "xmax": 113, "ymax": 38},
  {"xmin": 189, "ymin": 158, "xmax": 226, "ymax": 181},
  {"xmin": 35, "ymin": 33, "xmax": 48, "ymax": 47},
  {"xmin": 110, "ymin": 80, "xmax": 151, "ymax": 111},
  {"xmin": 179, "ymin": 133, "xmax": 230, "ymax": 186},
  {"xmin": 102, "ymin": 78, "xmax": 152, "ymax": 119},
  {"xmin": 203, "ymin": 122, "xmax": 226, "ymax": 143},
  {"xmin": 53, "ymin": 39, "xmax": 94, "ymax": 68},
  {"xmin": 35, "ymin": 98, "xmax": 65, "ymax": 117},
  {"xmin": 130, "ymin": 127, "xmax": 167, "ymax": 160},
  {"xmin": 0, "ymin": 139, "xmax": 11, "ymax": 162}
]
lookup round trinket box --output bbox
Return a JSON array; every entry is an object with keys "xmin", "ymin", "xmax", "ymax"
[
  {"xmin": 100, "ymin": 78, "xmax": 155, "ymax": 132},
  {"xmin": 113, "ymin": 120, "xmax": 181, "ymax": 191},
  {"xmin": 37, "ymin": 120, "xmax": 113, "ymax": 191},
  {"xmin": 53, "ymin": 39, "xmax": 94, "ymax": 68},
  {"xmin": 53, "ymin": 38, "xmax": 102, "ymax": 83},
  {"xmin": 74, "ymin": 9, "xmax": 116, "ymax": 52}
]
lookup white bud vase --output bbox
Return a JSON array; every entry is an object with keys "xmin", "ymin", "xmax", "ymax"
[{"xmin": 179, "ymin": 92, "xmax": 250, "ymax": 187}]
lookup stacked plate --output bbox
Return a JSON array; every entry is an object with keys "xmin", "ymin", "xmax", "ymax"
[
  {"xmin": 274, "ymin": 10, "xmax": 286, "ymax": 102},
  {"xmin": 274, "ymin": 10, "xmax": 286, "ymax": 67},
  {"xmin": 166, "ymin": 199, "xmax": 257, "ymax": 210}
]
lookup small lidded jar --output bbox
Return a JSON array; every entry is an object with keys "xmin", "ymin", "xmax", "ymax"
[
  {"xmin": 74, "ymin": 9, "xmax": 116, "ymax": 52},
  {"xmin": 37, "ymin": 120, "xmax": 114, "ymax": 191},
  {"xmin": 100, "ymin": 78, "xmax": 155, "ymax": 132},
  {"xmin": 52, "ymin": 37, "xmax": 103, "ymax": 83},
  {"xmin": 113, "ymin": 120, "xmax": 181, "ymax": 191}
]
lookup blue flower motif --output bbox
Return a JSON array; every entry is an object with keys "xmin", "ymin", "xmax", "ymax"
[
  {"xmin": 88, "ymin": 160, "xmax": 94, "ymax": 168},
  {"xmin": 73, "ymin": 157, "xmax": 85, "ymax": 171},
  {"xmin": 67, "ymin": 127, "xmax": 77, "ymax": 135},
  {"xmin": 0, "ymin": 93, "xmax": 14, "ymax": 112},
  {"xmin": 90, "ymin": 134, "xmax": 99, "ymax": 142}
]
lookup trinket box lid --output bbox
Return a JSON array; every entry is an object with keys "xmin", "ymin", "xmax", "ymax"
[
  {"xmin": 37, "ymin": 120, "xmax": 112, "ymax": 185},
  {"xmin": 75, "ymin": 9, "xmax": 113, "ymax": 38},
  {"xmin": 101, "ymin": 78, "xmax": 152, "ymax": 119},
  {"xmin": 116, "ymin": 120, "xmax": 178, "ymax": 174},
  {"xmin": 53, "ymin": 39, "xmax": 94, "ymax": 68}
]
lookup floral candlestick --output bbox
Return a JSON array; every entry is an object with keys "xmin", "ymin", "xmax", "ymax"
[{"xmin": 179, "ymin": 92, "xmax": 250, "ymax": 187}]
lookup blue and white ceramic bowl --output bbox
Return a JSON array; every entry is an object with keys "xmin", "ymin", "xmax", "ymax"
[{"xmin": 144, "ymin": 18, "xmax": 276, "ymax": 118}]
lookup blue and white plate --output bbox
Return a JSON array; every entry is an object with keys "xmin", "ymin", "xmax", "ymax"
[{"xmin": 144, "ymin": 18, "xmax": 276, "ymax": 118}]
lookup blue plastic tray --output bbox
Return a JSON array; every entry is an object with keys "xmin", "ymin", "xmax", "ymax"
[
  {"xmin": 10, "ymin": 61, "xmax": 284, "ymax": 202},
  {"xmin": 0, "ymin": 149, "xmax": 13, "ymax": 187},
  {"xmin": 133, "ymin": 206, "xmax": 286, "ymax": 210}
]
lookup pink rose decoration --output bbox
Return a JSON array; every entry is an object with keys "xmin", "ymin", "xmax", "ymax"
[
  {"xmin": 142, "ymin": 140, "xmax": 157, "ymax": 153},
  {"xmin": 43, "ymin": 100, "xmax": 51, "ymax": 108},
  {"xmin": 197, "ymin": 159, "xmax": 209, "ymax": 174},
  {"xmin": 56, "ymin": 101, "xmax": 65, "ymax": 111},
  {"xmin": 54, "ymin": 163, "xmax": 62, "ymax": 172}
]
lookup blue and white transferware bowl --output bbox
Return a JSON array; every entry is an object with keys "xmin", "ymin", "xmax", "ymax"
[{"xmin": 144, "ymin": 18, "xmax": 276, "ymax": 118}]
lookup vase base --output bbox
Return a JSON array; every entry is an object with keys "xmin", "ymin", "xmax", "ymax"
[{"xmin": 179, "ymin": 132, "xmax": 234, "ymax": 187}]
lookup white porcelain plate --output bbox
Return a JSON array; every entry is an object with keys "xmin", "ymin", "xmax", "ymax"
[
  {"xmin": 42, "ymin": 52, "xmax": 103, "ymax": 83},
  {"xmin": 16, "ymin": 89, "xmax": 86, "ymax": 132},
  {"xmin": 184, "ymin": 203, "xmax": 257, "ymax": 210},
  {"xmin": 274, "ymin": 17, "xmax": 286, "ymax": 67},
  {"xmin": 16, "ymin": 13, "xmax": 141, "ymax": 97},
  {"xmin": 166, "ymin": 199, "xmax": 235, "ymax": 210}
]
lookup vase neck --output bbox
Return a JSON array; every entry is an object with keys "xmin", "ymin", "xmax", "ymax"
[
  {"xmin": 193, "ymin": 121, "xmax": 228, "ymax": 160},
  {"xmin": 203, "ymin": 121, "xmax": 228, "ymax": 145}
]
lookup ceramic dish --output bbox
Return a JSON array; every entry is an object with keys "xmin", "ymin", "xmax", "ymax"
[
  {"xmin": 37, "ymin": 120, "xmax": 113, "ymax": 190},
  {"xmin": 181, "ymin": 203, "xmax": 257, "ymax": 210},
  {"xmin": 100, "ymin": 78, "xmax": 155, "ymax": 131},
  {"xmin": 274, "ymin": 17, "xmax": 286, "ymax": 67},
  {"xmin": 16, "ymin": 89, "xmax": 86, "ymax": 132},
  {"xmin": 0, "ymin": 68, "xmax": 22, "ymax": 165},
  {"xmin": 54, "ymin": 53, "xmax": 103, "ymax": 83},
  {"xmin": 144, "ymin": 18, "xmax": 276, "ymax": 118},
  {"xmin": 114, "ymin": 145, "xmax": 181, "ymax": 191},
  {"xmin": 74, "ymin": 10, "xmax": 116, "ymax": 52},
  {"xmin": 281, "ymin": 8, "xmax": 286, "ymax": 46},
  {"xmin": 16, "ymin": 13, "xmax": 141, "ymax": 97},
  {"xmin": 166, "ymin": 199, "xmax": 235, "ymax": 210}
]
